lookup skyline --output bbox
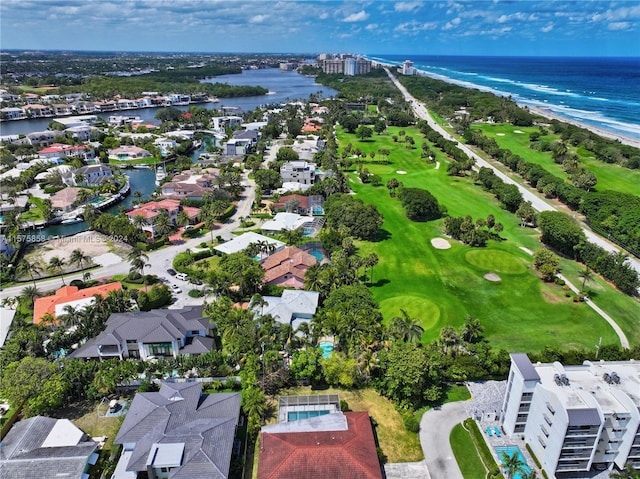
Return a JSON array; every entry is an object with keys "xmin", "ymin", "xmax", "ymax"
[{"xmin": 0, "ymin": 1, "xmax": 639, "ymax": 57}]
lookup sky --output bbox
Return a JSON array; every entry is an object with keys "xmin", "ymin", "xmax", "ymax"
[{"xmin": 1, "ymin": 0, "xmax": 639, "ymax": 57}]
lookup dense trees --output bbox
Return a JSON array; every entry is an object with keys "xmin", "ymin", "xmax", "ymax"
[
  {"xmin": 397, "ymin": 187, "xmax": 447, "ymax": 221},
  {"xmin": 538, "ymin": 211, "xmax": 585, "ymax": 258},
  {"xmin": 324, "ymin": 193, "xmax": 383, "ymax": 240}
]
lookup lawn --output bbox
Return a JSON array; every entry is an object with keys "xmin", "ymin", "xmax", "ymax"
[
  {"xmin": 337, "ymin": 125, "xmax": 632, "ymax": 351},
  {"xmin": 471, "ymin": 123, "xmax": 640, "ymax": 196},
  {"xmin": 276, "ymin": 386, "xmax": 423, "ymax": 463},
  {"xmin": 450, "ymin": 423, "xmax": 487, "ymax": 479}
]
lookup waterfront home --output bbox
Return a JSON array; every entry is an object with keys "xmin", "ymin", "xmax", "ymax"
[
  {"xmin": 24, "ymin": 104, "xmax": 54, "ymax": 118},
  {"xmin": 71, "ymin": 100, "xmax": 97, "ymax": 114},
  {"xmin": 0, "ymin": 194, "xmax": 29, "ymax": 214},
  {"xmin": 0, "ymin": 92, "xmax": 21, "ymax": 102},
  {"xmin": 126, "ymin": 198, "xmax": 199, "ymax": 238},
  {"xmin": 92, "ymin": 100, "xmax": 118, "ymax": 112},
  {"xmin": 33, "ymin": 282, "xmax": 124, "ymax": 325},
  {"xmin": 210, "ymin": 115, "xmax": 243, "ymax": 131},
  {"xmin": 261, "ymin": 246, "xmax": 316, "ymax": 289},
  {"xmin": 63, "ymin": 164, "xmax": 113, "ymax": 187},
  {"xmin": 160, "ymin": 167, "xmax": 218, "ymax": 200},
  {"xmin": 108, "ymin": 145, "xmax": 152, "ymax": 161},
  {"xmin": 108, "ymin": 114, "xmax": 141, "ymax": 127},
  {"xmin": 52, "ymin": 103, "xmax": 74, "ymax": 116},
  {"xmin": 154, "ymin": 136, "xmax": 177, "ymax": 156},
  {"xmin": 38, "ymin": 143, "xmax": 95, "ymax": 161},
  {"xmin": 65, "ymin": 125, "xmax": 98, "ymax": 142},
  {"xmin": 258, "ymin": 289, "xmax": 320, "ymax": 329},
  {"xmin": 50, "ymin": 187, "xmax": 93, "ymax": 212},
  {"xmin": 214, "ymin": 231, "xmax": 285, "ymax": 256},
  {"xmin": 113, "ymin": 383, "xmax": 240, "ymax": 479},
  {"xmin": 26, "ymin": 130, "xmax": 59, "ymax": 147},
  {"xmin": 70, "ymin": 306, "xmax": 214, "ymax": 360},
  {"xmin": 23, "ymin": 93, "xmax": 41, "ymax": 104},
  {"xmin": 0, "ymin": 416, "xmax": 99, "ymax": 479},
  {"xmin": 52, "ymin": 115, "xmax": 99, "ymax": 128},
  {"xmin": 1, "ymin": 107, "xmax": 27, "ymax": 120}
]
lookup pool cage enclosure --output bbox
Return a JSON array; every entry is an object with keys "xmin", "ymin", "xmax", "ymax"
[{"xmin": 277, "ymin": 394, "xmax": 341, "ymax": 423}]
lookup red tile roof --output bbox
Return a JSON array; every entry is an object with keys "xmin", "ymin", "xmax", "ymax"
[
  {"xmin": 38, "ymin": 143, "xmax": 87, "ymax": 154},
  {"xmin": 261, "ymin": 247, "xmax": 316, "ymax": 284},
  {"xmin": 258, "ymin": 412, "xmax": 382, "ymax": 479},
  {"xmin": 273, "ymin": 194, "xmax": 309, "ymax": 211},
  {"xmin": 33, "ymin": 282, "xmax": 123, "ymax": 324}
]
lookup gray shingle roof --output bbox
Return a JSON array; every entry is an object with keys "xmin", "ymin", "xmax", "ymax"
[
  {"xmin": 114, "ymin": 383, "xmax": 240, "ymax": 479},
  {"xmin": 0, "ymin": 416, "xmax": 97, "ymax": 479},
  {"xmin": 70, "ymin": 306, "xmax": 212, "ymax": 359}
]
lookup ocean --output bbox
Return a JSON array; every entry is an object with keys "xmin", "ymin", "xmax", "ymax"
[{"xmin": 368, "ymin": 55, "xmax": 640, "ymax": 142}]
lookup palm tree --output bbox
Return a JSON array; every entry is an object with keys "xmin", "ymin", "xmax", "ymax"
[
  {"xmin": 152, "ymin": 209, "xmax": 173, "ymax": 239},
  {"xmin": 389, "ymin": 309, "xmax": 424, "ymax": 343},
  {"xmin": 578, "ymin": 266, "xmax": 594, "ymax": 294},
  {"xmin": 610, "ymin": 465, "xmax": 640, "ymax": 479},
  {"xmin": 82, "ymin": 204, "xmax": 98, "ymax": 224},
  {"xmin": 460, "ymin": 315, "xmax": 484, "ymax": 343},
  {"xmin": 249, "ymin": 293, "xmax": 269, "ymax": 316},
  {"xmin": 127, "ymin": 248, "xmax": 150, "ymax": 278},
  {"xmin": 364, "ymin": 252, "xmax": 378, "ymax": 284},
  {"xmin": 176, "ymin": 210, "xmax": 190, "ymax": 228},
  {"xmin": 48, "ymin": 256, "xmax": 67, "ymax": 285},
  {"xmin": 439, "ymin": 326, "xmax": 460, "ymax": 356},
  {"xmin": 70, "ymin": 248, "xmax": 90, "ymax": 271},
  {"xmin": 501, "ymin": 451, "xmax": 527, "ymax": 479},
  {"xmin": 17, "ymin": 258, "xmax": 42, "ymax": 287},
  {"xmin": 131, "ymin": 213, "xmax": 148, "ymax": 233},
  {"xmin": 20, "ymin": 285, "xmax": 42, "ymax": 307},
  {"xmin": 75, "ymin": 188, "xmax": 93, "ymax": 206}
]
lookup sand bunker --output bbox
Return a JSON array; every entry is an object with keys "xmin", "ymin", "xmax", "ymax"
[
  {"xmin": 484, "ymin": 273, "xmax": 502, "ymax": 282},
  {"xmin": 434, "ymin": 161, "xmax": 440, "ymax": 170},
  {"xmin": 514, "ymin": 130, "xmax": 524, "ymax": 134},
  {"xmin": 396, "ymin": 170, "xmax": 407, "ymax": 174},
  {"xmin": 496, "ymin": 133, "xmax": 505, "ymax": 136},
  {"xmin": 431, "ymin": 238, "xmax": 451, "ymax": 249}
]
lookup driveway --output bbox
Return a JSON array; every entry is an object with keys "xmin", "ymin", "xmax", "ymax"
[{"xmin": 420, "ymin": 402, "xmax": 469, "ymax": 479}]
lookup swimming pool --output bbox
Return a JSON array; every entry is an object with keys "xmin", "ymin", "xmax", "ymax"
[
  {"xmin": 318, "ymin": 341, "xmax": 333, "ymax": 359},
  {"xmin": 288, "ymin": 410, "xmax": 330, "ymax": 421},
  {"xmin": 308, "ymin": 247, "xmax": 325, "ymax": 261},
  {"xmin": 495, "ymin": 446, "xmax": 531, "ymax": 479}
]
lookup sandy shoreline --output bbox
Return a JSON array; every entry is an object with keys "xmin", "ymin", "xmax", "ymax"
[
  {"xmin": 372, "ymin": 59, "xmax": 640, "ymax": 150},
  {"xmin": 525, "ymin": 105, "xmax": 640, "ymax": 150}
]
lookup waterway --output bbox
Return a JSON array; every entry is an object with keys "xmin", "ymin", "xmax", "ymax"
[{"xmin": 12, "ymin": 69, "xmax": 337, "ymax": 239}]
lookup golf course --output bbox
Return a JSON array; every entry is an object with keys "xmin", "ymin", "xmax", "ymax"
[{"xmin": 337, "ymin": 124, "xmax": 640, "ymax": 351}]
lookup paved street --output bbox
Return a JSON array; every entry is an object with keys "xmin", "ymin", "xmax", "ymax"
[
  {"xmin": 420, "ymin": 402, "xmax": 469, "ymax": 479},
  {"xmin": 386, "ymin": 68, "xmax": 640, "ymax": 278}
]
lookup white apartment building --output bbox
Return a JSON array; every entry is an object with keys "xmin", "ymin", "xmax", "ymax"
[
  {"xmin": 280, "ymin": 161, "xmax": 317, "ymax": 185},
  {"xmin": 402, "ymin": 60, "xmax": 415, "ymax": 75},
  {"xmin": 501, "ymin": 353, "xmax": 640, "ymax": 477}
]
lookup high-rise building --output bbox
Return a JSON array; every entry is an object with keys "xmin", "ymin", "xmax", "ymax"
[
  {"xmin": 501, "ymin": 353, "xmax": 640, "ymax": 477},
  {"xmin": 344, "ymin": 56, "xmax": 356, "ymax": 76},
  {"xmin": 402, "ymin": 60, "xmax": 415, "ymax": 75}
]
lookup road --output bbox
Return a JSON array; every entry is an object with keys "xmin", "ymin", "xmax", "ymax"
[
  {"xmin": 419, "ymin": 402, "xmax": 468, "ymax": 479},
  {"xmin": 385, "ymin": 68, "xmax": 640, "ymax": 277},
  {"xmin": 1, "ymin": 168, "xmax": 258, "ymax": 304}
]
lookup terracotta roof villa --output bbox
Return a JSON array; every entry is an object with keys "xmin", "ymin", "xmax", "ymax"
[
  {"xmin": 0, "ymin": 416, "xmax": 99, "ymax": 479},
  {"xmin": 258, "ymin": 395, "xmax": 382, "ymax": 479},
  {"xmin": 108, "ymin": 145, "xmax": 152, "ymax": 160},
  {"xmin": 261, "ymin": 246, "xmax": 316, "ymax": 289},
  {"xmin": 33, "ymin": 282, "xmax": 123, "ymax": 324},
  {"xmin": 113, "ymin": 382, "xmax": 241, "ymax": 479},
  {"xmin": 126, "ymin": 199, "xmax": 199, "ymax": 238}
]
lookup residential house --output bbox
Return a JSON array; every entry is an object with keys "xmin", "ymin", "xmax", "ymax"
[
  {"xmin": 113, "ymin": 382, "xmax": 241, "ymax": 479},
  {"xmin": 71, "ymin": 101, "xmax": 97, "ymax": 114},
  {"xmin": 0, "ymin": 416, "xmax": 99, "ymax": 479},
  {"xmin": 24, "ymin": 104, "xmax": 54, "ymax": 118},
  {"xmin": 272, "ymin": 194, "xmax": 324, "ymax": 215},
  {"xmin": 65, "ymin": 125, "xmax": 97, "ymax": 142},
  {"xmin": 259, "ymin": 290, "xmax": 320, "ymax": 329},
  {"xmin": 126, "ymin": 199, "xmax": 199, "ymax": 238},
  {"xmin": 109, "ymin": 115, "xmax": 142, "ymax": 127},
  {"xmin": 135, "ymin": 97, "xmax": 154, "ymax": 108},
  {"xmin": 117, "ymin": 98, "xmax": 137, "ymax": 110},
  {"xmin": 258, "ymin": 395, "xmax": 382, "ymax": 479},
  {"xmin": 280, "ymin": 161, "xmax": 317, "ymax": 185},
  {"xmin": 154, "ymin": 137, "xmax": 177, "ymax": 156},
  {"xmin": 23, "ymin": 93, "xmax": 41, "ymax": 104},
  {"xmin": 38, "ymin": 143, "xmax": 95, "ymax": 161},
  {"xmin": 93, "ymin": 100, "xmax": 118, "ymax": 112},
  {"xmin": 210, "ymin": 115, "xmax": 243, "ymax": 131},
  {"xmin": 26, "ymin": 130, "xmax": 59, "ymax": 146},
  {"xmin": 260, "ymin": 212, "xmax": 314, "ymax": 235},
  {"xmin": 50, "ymin": 187, "xmax": 93, "ymax": 212},
  {"xmin": 261, "ymin": 246, "xmax": 316, "ymax": 289},
  {"xmin": 53, "ymin": 115, "xmax": 99, "ymax": 128},
  {"xmin": 0, "ymin": 93, "xmax": 21, "ymax": 103},
  {"xmin": 1, "ymin": 107, "xmax": 27, "ymax": 120},
  {"xmin": 501, "ymin": 353, "xmax": 640, "ymax": 477},
  {"xmin": 214, "ymin": 231, "xmax": 285, "ymax": 256},
  {"xmin": 52, "ymin": 103, "xmax": 74, "ymax": 116},
  {"xmin": 64, "ymin": 164, "xmax": 113, "ymax": 187},
  {"xmin": 160, "ymin": 168, "xmax": 218, "ymax": 201},
  {"xmin": 0, "ymin": 306, "xmax": 16, "ymax": 347},
  {"xmin": 33, "ymin": 282, "xmax": 124, "ymax": 325},
  {"xmin": 0, "ymin": 194, "xmax": 29, "ymax": 214},
  {"xmin": 71, "ymin": 306, "xmax": 214, "ymax": 361},
  {"xmin": 108, "ymin": 145, "xmax": 152, "ymax": 161}
]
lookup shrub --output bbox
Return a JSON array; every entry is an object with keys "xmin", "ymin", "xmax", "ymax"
[
  {"xmin": 69, "ymin": 279, "xmax": 85, "ymax": 288},
  {"xmin": 402, "ymin": 413, "xmax": 421, "ymax": 433},
  {"xmin": 188, "ymin": 289, "xmax": 204, "ymax": 298},
  {"xmin": 340, "ymin": 399, "xmax": 350, "ymax": 412}
]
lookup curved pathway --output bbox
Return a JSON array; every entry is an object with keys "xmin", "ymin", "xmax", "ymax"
[{"xmin": 419, "ymin": 402, "xmax": 468, "ymax": 479}]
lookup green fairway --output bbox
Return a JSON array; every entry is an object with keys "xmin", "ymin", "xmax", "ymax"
[
  {"xmin": 337, "ymin": 125, "xmax": 633, "ymax": 352},
  {"xmin": 471, "ymin": 123, "xmax": 640, "ymax": 196}
]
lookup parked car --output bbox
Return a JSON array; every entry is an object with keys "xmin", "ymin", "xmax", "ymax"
[
  {"xmin": 170, "ymin": 284, "xmax": 182, "ymax": 294},
  {"xmin": 167, "ymin": 268, "xmax": 177, "ymax": 276},
  {"xmin": 176, "ymin": 272, "xmax": 188, "ymax": 281}
]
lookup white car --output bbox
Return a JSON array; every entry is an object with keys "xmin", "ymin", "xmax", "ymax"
[
  {"xmin": 176, "ymin": 272, "xmax": 188, "ymax": 281},
  {"xmin": 170, "ymin": 284, "xmax": 182, "ymax": 294}
]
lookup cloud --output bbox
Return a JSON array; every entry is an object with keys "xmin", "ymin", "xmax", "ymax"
[
  {"xmin": 365, "ymin": 23, "xmax": 379, "ymax": 31},
  {"xmin": 442, "ymin": 17, "xmax": 461, "ymax": 30},
  {"xmin": 249, "ymin": 15, "xmax": 267, "ymax": 24},
  {"xmin": 394, "ymin": 1, "xmax": 422, "ymax": 12},
  {"xmin": 608, "ymin": 21, "xmax": 631, "ymax": 30},
  {"xmin": 319, "ymin": 12, "xmax": 329, "ymax": 20},
  {"xmin": 395, "ymin": 20, "xmax": 437, "ymax": 33},
  {"xmin": 541, "ymin": 22, "xmax": 554, "ymax": 33},
  {"xmin": 343, "ymin": 10, "xmax": 369, "ymax": 22}
]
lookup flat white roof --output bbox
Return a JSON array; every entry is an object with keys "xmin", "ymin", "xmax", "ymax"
[
  {"xmin": 54, "ymin": 297, "xmax": 96, "ymax": 317},
  {"xmin": 261, "ymin": 212, "xmax": 314, "ymax": 232},
  {"xmin": 147, "ymin": 442, "xmax": 185, "ymax": 467},
  {"xmin": 214, "ymin": 232, "xmax": 284, "ymax": 255}
]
